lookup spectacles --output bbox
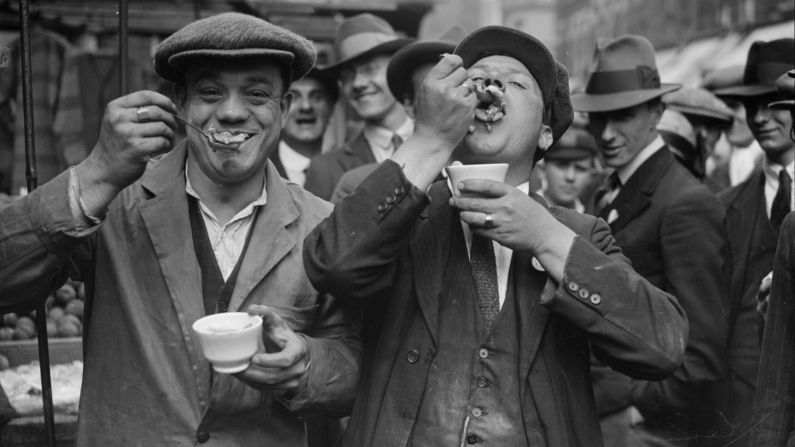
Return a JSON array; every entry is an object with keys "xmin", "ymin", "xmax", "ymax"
[{"xmin": 339, "ymin": 58, "xmax": 387, "ymax": 85}]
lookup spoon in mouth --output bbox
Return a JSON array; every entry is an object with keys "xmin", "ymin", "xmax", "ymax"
[{"xmin": 170, "ymin": 114, "xmax": 243, "ymax": 152}]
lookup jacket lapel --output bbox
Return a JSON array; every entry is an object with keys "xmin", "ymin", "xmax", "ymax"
[
  {"xmin": 513, "ymin": 251, "xmax": 553, "ymax": 378},
  {"xmin": 602, "ymin": 148, "xmax": 673, "ymax": 233},
  {"xmin": 409, "ymin": 183, "xmax": 454, "ymax": 346},
  {"xmin": 138, "ymin": 144, "xmax": 207, "ymax": 396},
  {"xmin": 344, "ymin": 132, "xmax": 377, "ymax": 168},
  {"xmin": 228, "ymin": 162, "xmax": 299, "ymax": 312},
  {"xmin": 726, "ymin": 172, "xmax": 769, "ymax": 286}
]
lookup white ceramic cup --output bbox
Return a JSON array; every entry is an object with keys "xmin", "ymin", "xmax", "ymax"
[
  {"xmin": 444, "ymin": 163, "xmax": 509, "ymax": 196},
  {"xmin": 192, "ymin": 312, "xmax": 263, "ymax": 374}
]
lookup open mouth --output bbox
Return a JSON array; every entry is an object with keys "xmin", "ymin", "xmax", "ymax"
[
  {"xmin": 207, "ymin": 127, "xmax": 257, "ymax": 152},
  {"xmin": 295, "ymin": 117, "xmax": 317, "ymax": 125},
  {"xmin": 472, "ymin": 80, "xmax": 506, "ymax": 132}
]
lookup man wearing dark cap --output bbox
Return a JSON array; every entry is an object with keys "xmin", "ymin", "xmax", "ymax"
[
  {"xmin": 572, "ymin": 34, "xmax": 730, "ymax": 446},
  {"xmin": 304, "ymin": 26, "xmax": 687, "ymax": 447},
  {"xmin": 273, "ymin": 67, "xmax": 338, "ymax": 186},
  {"xmin": 329, "ymin": 27, "xmax": 465, "ymax": 203},
  {"xmin": 711, "ymin": 38, "xmax": 795, "ymax": 447},
  {"xmin": 304, "ymin": 13, "xmax": 413, "ymax": 200},
  {"xmin": 752, "ymin": 68, "xmax": 795, "ymax": 447},
  {"xmin": 0, "ymin": 13, "xmax": 361, "ymax": 445},
  {"xmin": 536, "ymin": 124, "xmax": 599, "ymax": 212}
]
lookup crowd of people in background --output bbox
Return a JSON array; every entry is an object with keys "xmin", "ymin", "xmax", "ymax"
[{"xmin": 0, "ymin": 9, "xmax": 793, "ymax": 447}]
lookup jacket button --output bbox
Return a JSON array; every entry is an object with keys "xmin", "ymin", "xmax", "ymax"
[
  {"xmin": 196, "ymin": 431, "xmax": 210, "ymax": 443},
  {"xmin": 578, "ymin": 288, "xmax": 590, "ymax": 300},
  {"xmin": 407, "ymin": 349, "xmax": 419, "ymax": 364},
  {"xmin": 395, "ymin": 186, "xmax": 405, "ymax": 196},
  {"xmin": 567, "ymin": 282, "xmax": 579, "ymax": 292},
  {"xmin": 471, "ymin": 407, "xmax": 482, "ymax": 418},
  {"xmin": 477, "ymin": 376, "xmax": 488, "ymax": 388},
  {"xmin": 590, "ymin": 294, "xmax": 602, "ymax": 305},
  {"xmin": 377, "ymin": 202, "xmax": 387, "ymax": 212},
  {"xmin": 478, "ymin": 348, "xmax": 489, "ymax": 359},
  {"xmin": 386, "ymin": 195, "xmax": 396, "ymax": 204},
  {"xmin": 467, "ymin": 434, "xmax": 480, "ymax": 444}
]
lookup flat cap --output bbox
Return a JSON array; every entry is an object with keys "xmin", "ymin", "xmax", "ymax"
[
  {"xmin": 545, "ymin": 125, "xmax": 598, "ymax": 161},
  {"xmin": 154, "ymin": 12, "xmax": 316, "ymax": 84},
  {"xmin": 663, "ymin": 86, "xmax": 733, "ymax": 123},
  {"xmin": 454, "ymin": 26, "xmax": 573, "ymax": 160}
]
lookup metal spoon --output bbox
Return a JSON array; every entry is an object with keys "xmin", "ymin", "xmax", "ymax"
[{"xmin": 170, "ymin": 113, "xmax": 240, "ymax": 152}]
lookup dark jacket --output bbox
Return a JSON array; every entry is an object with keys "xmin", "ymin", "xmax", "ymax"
[
  {"xmin": 720, "ymin": 171, "xmax": 779, "ymax": 446},
  {"xmin": 304, "ymin": 160, "xmax": 688, "ymax": 447},
  {"xmin": 751, "ymin": 211, "xmax": 795, "ymax": 447},
  {"xmin": 592, "ymin": 148, "xmax": 731, "ymax": 441},
  {"xmin": 304, "ymin": 131, "xmax": 375, "ymax": 200}
]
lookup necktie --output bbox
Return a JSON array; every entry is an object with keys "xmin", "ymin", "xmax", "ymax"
[
  {"xmin": 390, "ymin": 133, "xmax": 403, "ymax": 155},
  {"xmin": 469, "ymin": 233, "xmax": 500, "ymax": 333},
  {"xmin": 771, "ymin": 169, "xmax": 792, "ymax": 233},
  {"xmin": 594, "ymin": 172, "xmax": 620, "ymax": 214}
]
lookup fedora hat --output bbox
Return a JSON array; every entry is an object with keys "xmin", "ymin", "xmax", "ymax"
[
  {"xmin": 325, "ymin": 13, "xmax": 412, "ymax": 71},
  {"xmin": 711, "ymin": 38, "xmax": 794, "ymax": 97},
  {"xmin": 386, "ymin": 26, "xmax": 467, "ymax": 102},
  {"xmin": 769, "ymin": 69, "xmax": 795, "ymax": 109},
  {"xmin": 454, "ymin": 26, "xmax": 573, "ymax": 152},
  {"xmin": 571, "ymin": 35, "xmax": 680, "ymax": 113}
]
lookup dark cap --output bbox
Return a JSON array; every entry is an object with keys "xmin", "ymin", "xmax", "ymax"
[
  {"xmin": 769, "ymin": 69, "xmax": 795, "ymax": 109},
  {"xmin": 302, "ymin": 67, "xmax": 339, "ymax": 103},
  {"xmin": 154, "ymin": 12, "xmax": 316, "ymax": 85},
  {"xmin": 711, "ymin": 38, "xmax": 794, "ymax": 97},
  {"xmin": 545, "ymin": 125, "xmax": 598, "ymax": 161},
  {"xmin": 387, "ymin": 27, "xmax": 466, "ymax": 102},
  {"xmin": 454, "ymin": 26, "xmax": 573, "ymax": 152}
]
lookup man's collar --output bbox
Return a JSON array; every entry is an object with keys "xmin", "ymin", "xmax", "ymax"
[
  {"xmin": 616, "ymin": 135, "xmax": 665, "ymax": 185},
  {"xmin": 762, "ymin": 157, "xmax": 795, "ymax": 183},
  {"xmin": 185, "ymin": 161, "xmax": 268, "ymax": 208},
  {"xmin": 362, "ymin": 117, "xmax": 414, "ymax": 151}
]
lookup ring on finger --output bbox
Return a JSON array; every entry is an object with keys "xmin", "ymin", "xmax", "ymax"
[
  {"xmin": 136, "ymin": 106, "xmax": 150, "ymax": 122},
  {"xmin": 484, "ymin": 213, "xmax": 495, "ymax": 228}
]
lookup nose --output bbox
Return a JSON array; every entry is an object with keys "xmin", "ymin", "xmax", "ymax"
[
  {"xmin": 751, "ymin": 104, "xmax": 770, "ymax": 125},
  {"xmin": 564, "ymin": 165, "xmax": 577, "ymax": 181},
  {"xmin": 600, "ymin": 119, "xmax": 618, "ymax": 143},
  {"xmin": 216, "ymin": 93, "xmax": 249, "ymax": 124},
  {"xmin": 351, "ymin": 70, "xmax": 369, "ymax": 91},
  {"xmin": 297, "ymin": 94, "xmax": 312, "ymax": 111}
]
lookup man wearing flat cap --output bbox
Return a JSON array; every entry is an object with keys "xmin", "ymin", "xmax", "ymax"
[
  {"xmin": 0, "ymin": 12, "xmax": 361, "ymax": 446},
  {"xmin": 710, "ymin": 38, "xmax": 795, "ymax": 447},
  {"xmin": 572, "ymin": 34, "xmax": 730, "ymax": 446},
  {"xmin": 329, "ymin": 26, "xmax": 466, "ymax": 203},
  {"xmin": 751, "ymin": 68, "xmax": 795, "ymax": 447},
  {"xmin": 304, "ymin": 13, "xmax": 413, "ymax": 200},
  {"xmin": 304, "ymin": 26, "xmax": 687, "ymax": 447},
  {"xmin": 536, "ymin": 123, "xmax": 599, "ymax": 212}
]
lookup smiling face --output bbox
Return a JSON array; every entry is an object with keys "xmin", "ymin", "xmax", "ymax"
[
  {"xmin": 339, "ymin": 54, "xmax": 404, "ymax": 126},
  {"xmin": 744, "ymin": 94, "xmax": 795, "ymax": 165},
  {"xmin": 454, "ymin": 55, "xmax": 552, "ymax": 185},
  {"xmin": 177, "ymin": 58, "xmax": 290, "ymax": 186},
  {"xmin": 586, "ymin": 101, "xmax": 663, "ymax": 170},
  {"xmin": 283, "ymin": 77, "xmax": 334, "ymax": 145}
]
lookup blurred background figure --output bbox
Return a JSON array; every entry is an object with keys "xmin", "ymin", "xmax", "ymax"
[
  {"xmin": 663, "ymin": 86, "xmax": 733, "ymax": 190},
  {"xmin": 704, "ymin": 66, "xmax": 765, "ymax": 189},
  {"xmin": 536, "ymin": 124, "xmax": 598, "ymax": 212},
  {"xmin": 657, "ymin": 109, "xmax": 699, "ymax": 178},
  {"xmin": 273, "ymin": 68, "xmax": 338, "ymax": 187}
]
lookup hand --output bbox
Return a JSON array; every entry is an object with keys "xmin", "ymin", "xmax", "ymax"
[
  {"xmin": 235, "ymin": 305, "xmax": 309, "ymax": 396},
  {"xmin": 756, "ymin": 271, "xmax": 773, "ymax": 321},
  {"xmin": 449, "ymin": 179, "xmax": 575, "ymax": 281},
  {"xmin": 412, "ymin": 54, "xmax": 476, "ymax": 152}
]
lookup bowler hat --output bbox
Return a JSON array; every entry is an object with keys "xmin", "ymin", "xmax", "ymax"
[
  {"xmin": 154, "ymin": 12, "xmax": 316, "ymax": 84},
  {"xmin": 711, "ymin": 38, "xmax": 794, "ymax": 97},
  {"xmin": 387, "ymin": 26, "xmax": 466, "ymax": 102},
  {"xmin": 663, "ymin": 87, "xmax": 733, "ymax": 124},
  {"xmin": 545, "ymin": 125, "xmax": 598, "ymax": 162},
  {"xmin": 454, "ymin": 26, "xmax": 573, "ymax": 153},
  {"xmin": 325, "ymin": 13, "xmax": 412, "ymax": 71},
  {"xmin": 769, "ymin": 69, "xmax": 795, "ymax": 109},
  {"xmin": 571, "ymin": 35, "xmax": 680, "ymax": 112}
]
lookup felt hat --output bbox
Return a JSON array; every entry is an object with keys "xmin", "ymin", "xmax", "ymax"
[
  {"xmin": 663, "ymin": 86, "xmax": 733, "ymax": 124},
  {"xmin": 325, "ymin": 13, "xmax": 412, "ymax": 71},
  {"xmin": 154, "ymin": 12, "xmax": 316, "ymax": 84},
  {"xmin": 386, "ymin": 26, "xmax": 466, "ymax": 102},
  {"xmin": 658, "ymin": 109, "xmax": 696, "ymax": 151},
  {"xmin": 302, "ymin": 67, "xmax": 340, "ymax": 103},
  {"xmin": 769, "ymin": 69, "xmax": 795, "ymax": 109},
  {"xmin": 702, "ymin": 65, "xmax": 744, "ymax": 97},
  {"xmin": 571, "ymin": 35, "xmax": 680, "ymax": 112},
  {"xmin": 545, "ymin": 125, "xmax": 598, "ymax": 161},
  {"xmin": 454, "ymin": 26, "xmax": 573, "ymax": 152},
  {"xmin": 710, "ymin": 38, "xmax": 795, "ymax": 97}
]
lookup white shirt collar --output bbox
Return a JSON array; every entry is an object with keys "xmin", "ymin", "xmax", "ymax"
[
  {"xmin": 363, "ymin": 118, "xmax": 414, "ymax": 162},
  {"xmin": 278, "ymin": 140, "xmax": 312, "ymax": 186},
  {"xmin": 616, "ymin": 135, "xmax": 665, "ymax": 185},
  {"xmin": 184, "ymin": 162, "xmax": 268, "ymax": 224}
]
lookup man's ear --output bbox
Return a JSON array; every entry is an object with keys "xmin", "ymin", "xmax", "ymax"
[
  {"xmin": 280, "ymin": 90, "xmax": 294, "ymax": 122},
  {"xmin": 537, "ymin": 124, "xmax": 554, "ymax": 152},
  {"xmin": 649, "ymin": 101, "xmax": 665, "ymax": 130},
  {"xmin": 402, "ymin": 97, "xmax": 417, "ymax": 120}
]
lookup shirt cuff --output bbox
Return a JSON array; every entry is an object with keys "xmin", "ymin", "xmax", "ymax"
[{"xmin": 68, "ymin": 167, "xmax": 104, "ymax": 229}]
